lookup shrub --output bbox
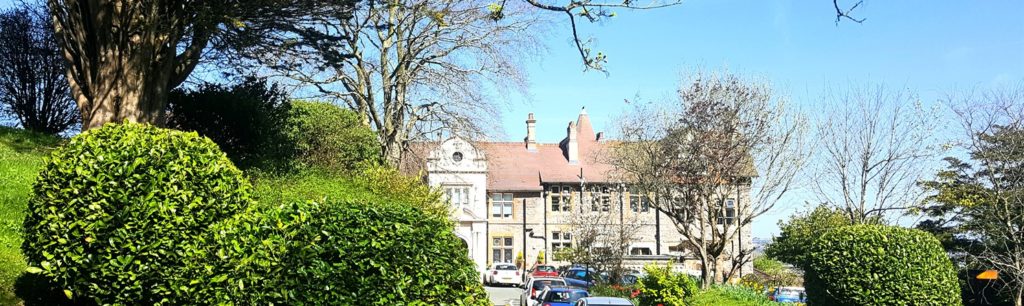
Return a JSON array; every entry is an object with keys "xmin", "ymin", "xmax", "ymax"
[
  {"xmin": 285, "ymin": 101, "xmax": 380, "ymax": 172},
  {"xmin": 187, "ymin": 197, "xmax": 489, "ymax": 305},
  {"xmin": 635, "ymin": 262, "xmax": 699, "ymax": 306},
  {"xmin": 167, "ymin": 77, "xmax": 293, "ymax": 171},
  {"xmin": 21, "ymin": 122, "xmax": 253, "ymax": 305},
  {"xmin": 805, "ymin": 224, "xmax": 961, "ymax": 306}
]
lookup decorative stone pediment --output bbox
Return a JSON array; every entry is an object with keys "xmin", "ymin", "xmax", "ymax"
[{"xmin": 427, "ymin": 137, "xmax": 487, "ymax": 173}]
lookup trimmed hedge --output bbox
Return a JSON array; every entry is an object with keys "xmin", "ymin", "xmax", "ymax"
[
  {"xmin": 186, "ymin": 198, "xmax": 489, "ymax": 305},
  {"xmin": 21, "ymin": 122, "xmax": 253, "ymax": 305},
  {"xmin": 805, "ymin": 225, "xmax": 961, "ymax": 306}
]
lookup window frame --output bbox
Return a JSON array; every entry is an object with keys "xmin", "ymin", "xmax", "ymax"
[
  {"xmin": 490, "ymin": 192, "xmax": 514, "ymax": 219},
  {"xmin": 551, "ymin": 230, "xmax": 572, "ymax": 252},
  {"xmin": 717, "ymin": 198, "xmax": 736, "ymax": 225},
  {"xmin": 492, "ymin": 236, "xmax": 514, "ymax": 263}
]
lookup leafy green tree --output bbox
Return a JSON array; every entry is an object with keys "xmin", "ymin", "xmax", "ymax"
[
  {"xmin": 284, "ymin": 101, "xmax": 380, "ymax": 172},
  {"xmin": 916, "ymin": 121, "xmax": 1024, "ymax": 305},
  {"xmin": 764, "ymin": 204, "xmax": 860, "ymax": 268}
]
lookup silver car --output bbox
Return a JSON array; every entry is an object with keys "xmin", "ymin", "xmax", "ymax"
[
  {"xmin": 573, "ymin": 297, "xmax": 635, "ymax": 306},
  {"xmin": 519, "ymin": 277, "xmax": 567, "ymax": 306}
]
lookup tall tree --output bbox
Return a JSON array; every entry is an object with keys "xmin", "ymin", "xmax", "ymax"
[
  {"xmin": 0, "ymin": 5, "xmax": 78, "ymax": 134},
  {"xmin": 813, "ymin": 85, "xmax": 942, "ymax": 224},
  {"xmin": 608, "ymin": 70, "xmax": 809, "ymax": 287},
  {"xmin": 276, "ymin": 0, "xmax": 540, "ymax": 164},
  {"xmin": 554, "ymin": 185, "xmax": 647, "ymax": 282},
  {"xmin": 917, "ymin": 83, "xmax": 1024, "ymax": 306},
  {"xmin": 47, "ymin": 0, "xmax": 359, "ymax": 129}
]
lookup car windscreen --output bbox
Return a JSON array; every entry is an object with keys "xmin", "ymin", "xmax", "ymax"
[
  {"xmin": 536, "ymin": 266, "xmax": 556, "ymax": 272},
  {"xmin": 544, "ymin": 291, "xmax": 588, "ymax": 303},
  {"xmin": 496, "ymin": 265, "xmax": 517, "ymax": 270}
]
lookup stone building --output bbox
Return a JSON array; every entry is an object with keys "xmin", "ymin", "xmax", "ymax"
[{"xmin": 412, "ymin": 108, "xmax": 753, "ymax": 279}]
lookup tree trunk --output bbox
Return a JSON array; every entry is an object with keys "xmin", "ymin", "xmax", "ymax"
[
  {"xmin": 698, "ymin": 253, "xmax": 713, "ymax": 289},
  {"xmin": 72, "ymin": 61, "xmax": 173, "ymax": 129},
  {"xmin": 49, "ymin": 0, "xmax": 207, "ymax": 130}
]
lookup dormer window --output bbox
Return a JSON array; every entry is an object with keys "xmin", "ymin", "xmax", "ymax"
[{"xmin": 452, "ymin": 151, "xmax": 464, "ymax": 162}]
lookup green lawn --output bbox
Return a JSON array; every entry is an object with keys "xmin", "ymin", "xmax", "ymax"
[{"xmin": 0, "ymin": 127, "xmax": 61, "ymax": 305}]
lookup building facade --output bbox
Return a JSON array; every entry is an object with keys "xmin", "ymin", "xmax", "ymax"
[{"xmin": 417, "ymin": 108, "xmax": 753, "ymax": 279}]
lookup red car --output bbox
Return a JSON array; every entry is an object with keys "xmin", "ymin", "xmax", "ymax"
[{"xmin": 530, "ymin": 265, "xmax": 559, "ymax": 278}]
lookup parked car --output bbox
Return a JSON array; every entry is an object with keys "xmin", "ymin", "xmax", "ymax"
[
  {"xmin": 561, "ymin": 268, "xmax": 598, "ymax": 288},
  {"xmin": 530, "ymin": 264, "xmax": 559, "ymax": 278},
  {"xmin": 768, "ymin": 286, "xmax": 806, "ymax": 303},
  {"xmin": 520, "ymin": 277, "xmax": 567, "ymax": 306},
  {"xmin": 485, "ymin": 263, "xmax": 521, "ymax": 286},
  {"xmin": 573, "ymin": 297, "xmax": 635, "ymax": 306},
  {"xmin": 535, "ymin": 286, "xmax": 589, "ymax": 306}
]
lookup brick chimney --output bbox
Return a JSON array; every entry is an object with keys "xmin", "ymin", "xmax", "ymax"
[
  {"xmin": 567, "ymin": 120, "xmax": 578, "ymax": 163},
  {"xmin": 525, "ymin": 113, "xmax": 537, "ymax": 151}
]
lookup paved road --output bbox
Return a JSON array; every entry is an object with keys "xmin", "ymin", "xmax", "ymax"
[{"xmin": 485, "ymin": 285, "xmax": 523, "ymax": 306}]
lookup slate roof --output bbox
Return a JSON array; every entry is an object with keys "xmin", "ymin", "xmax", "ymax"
[{"xmin": 403, "ymin": 110, "xmax": 616, "ymax": 191}]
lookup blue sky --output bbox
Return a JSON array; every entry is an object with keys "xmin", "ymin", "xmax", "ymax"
[
  {"xmin": 496, "ymin": 0, "xmax": 1024, "ymax": 238},
  {"xmin": 4, "ymin": 0, "xmax": 1021, "ymax": 238}
]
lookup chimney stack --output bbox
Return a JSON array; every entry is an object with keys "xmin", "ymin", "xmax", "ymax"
[
  {"xmin": 525, "ymin": 113, "xmax": 537, "ymax": 151},
  {"xmin": 567, "ymin": 121, "xmax": 578, "ymax": 163}
]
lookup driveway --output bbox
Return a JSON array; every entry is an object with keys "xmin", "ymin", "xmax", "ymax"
[{"xmin": 485, "ymin": 285, "xmax": 523, "ymax": 306}]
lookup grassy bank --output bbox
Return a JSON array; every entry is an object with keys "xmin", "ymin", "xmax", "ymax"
[{"xmin": 0, "ymin": 127, "xmax": 61, "ymax": 305}]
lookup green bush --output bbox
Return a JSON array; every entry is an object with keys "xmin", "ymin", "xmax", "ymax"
[
  {"xmin": 187, "ymin": 197, "xmax": 488, "ymax": 305},
  {"xmin": 285, "ymin": 101, "xmax": 380, "ymax": 172},
  {"xmin": 805, "ymin": 224, "xmax": 961, "ymax": 306},
  {"xmin": 21, "ymin": 122, "xmax": 253, "ymax": 305},
  {"xmin": 167, "ymin": 77, "xmax": 293, "ymax": 171},
  {"xmin": 636, "ymin": 262, "xmax": 699, "ymax": 306}
]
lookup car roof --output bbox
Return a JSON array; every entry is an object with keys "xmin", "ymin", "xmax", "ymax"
[
  {"xmin": 546, "ymin": 286, "xmax": 587, "ymax": 292},
  {"xmin": 579, "ymin": 297, "xmax": 634, "ymax": 305},
  {"xmin": 530, "ymin": 277, "xmax": 565, "ymax": 282}
]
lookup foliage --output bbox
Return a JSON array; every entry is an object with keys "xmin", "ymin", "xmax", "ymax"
[
  {"xmin": 0, "ymin": 4, "xmax": 78, "ymax": 134},
  {"xmin": 635, "ymin": 262, "xmax": 699, "ymax": 306},
  {"xmin": 184, "ymin": 197, "xmax": 489, "ymax": 305},
  {"xmin": 285, "ymin": 101, "xmax": 380, "ymax": 172},
  {"xmin": 804, "ymin": 224, "xmax": 961, "ymax": 306},
  {"xmin": 686, "ymin": 285, "xmax": 780, "ymax": 306},
  {"xmin": 167, "ymin": 77, "xmax": 292, "ymax": 171},
  {"xmin": 589, "ymin": 284, "xmax": 639, "ymax": 301},
  {"xmin": 747, "ymin": 257, "xmax": 801, "ymax": 290},
  {"xmin": 915, "ymin": 120, "xmax": 1024, "ymax": 305},
  {"xmin": 765, "ymin": 204, "xmax": 856, "ymax": 268},
  {"xmin": 21, "ymin": 122, "xmax": 253, "ymax": 305},
  {"xmin": 0, "ymin": 127, "xmax": 60, "ymax": 304}
]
